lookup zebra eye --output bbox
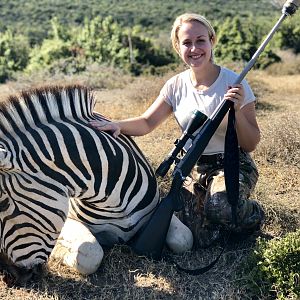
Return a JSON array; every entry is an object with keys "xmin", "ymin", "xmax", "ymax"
[{"xmin": 0, "ymin": 198, "xmax": 10, "ymax": 212}]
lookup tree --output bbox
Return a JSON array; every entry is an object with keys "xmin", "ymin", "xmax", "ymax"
[
  {"xmin": 26, "ymin": 18, "xmax": 75, "ymax": 73},
  {"xmin": 76, "ymin": 16, "xmax": 128, "ymax": 65},
  {"xmin": 76, "ymin": 16, "xmax": 174, "ymax": 74},
  {"xmin": 214, "ymin": 17, "xmax": 280, "ymax": 68},
  {"xmin": 0, "ymin": 29, "xmax": 30, "ymax": 82},
  {"xmin": 276, "ymin": 16, "xmax": 300, "ymax": 54}
]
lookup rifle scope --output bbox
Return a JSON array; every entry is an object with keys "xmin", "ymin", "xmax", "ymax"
[{"xmin": 155, "ymin": 110, "xmax": 207, "ymax": 177}]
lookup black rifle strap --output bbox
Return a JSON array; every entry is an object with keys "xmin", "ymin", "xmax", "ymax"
[
  {"xmin": 224, "ymin": 101, "xmax": 239, "ymax": 226},
  {"xmin": 169, "ymin": 231, "xmax": 231, "ymax": 275}
]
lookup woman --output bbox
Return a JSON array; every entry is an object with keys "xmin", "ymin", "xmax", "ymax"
[{"xmin": 90, "ymin": 13, "xmax": 265, "ymax": 248}]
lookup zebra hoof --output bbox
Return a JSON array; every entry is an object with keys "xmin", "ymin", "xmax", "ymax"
[
  {"xmin": 166, "ymin": 215, "xmax": 193, "ymax": 254},
  {"xmin": 51, "ymin": 218, "xmax": 104, "ymax": 275}
]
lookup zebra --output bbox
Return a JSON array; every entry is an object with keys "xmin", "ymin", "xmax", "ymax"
[{"xmin": 0, "ymin": 85, "xmax": 193, "ymax": 285}]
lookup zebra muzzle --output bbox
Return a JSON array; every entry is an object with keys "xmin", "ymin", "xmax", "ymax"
[{"xmin": 0, "ymin": 253, "xmax": 46, "ymax": 286}]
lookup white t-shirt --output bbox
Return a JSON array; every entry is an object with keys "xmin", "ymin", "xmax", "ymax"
[{"xmin": 160, "ymin": 66, "xmax": 255, "ymax": 154}]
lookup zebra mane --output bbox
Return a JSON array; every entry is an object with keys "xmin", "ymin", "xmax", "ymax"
[{"xmin": 0, "ymin": 84, "xmax": 95, "ymax": 133}]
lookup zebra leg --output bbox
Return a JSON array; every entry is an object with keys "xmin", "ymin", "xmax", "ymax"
[
  {"xmin": 50, "ymin": 218, "xmax": 104, "ymax": 275},
  {"xmin": 166, "ymin": 215, "xmax": 193, "ymax": 254}
]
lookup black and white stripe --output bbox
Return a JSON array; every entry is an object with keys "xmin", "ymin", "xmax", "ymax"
[{"xmin": 0, "ymin": 85, "xmax": 159, "ymax": 269}]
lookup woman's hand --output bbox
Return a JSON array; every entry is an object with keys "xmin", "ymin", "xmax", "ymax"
[
  {"xmin": 90, "ymin": 120, "xmax": 121, "ymax": 138},
  {"xmin": 224, "ymin": 84, "xmax": 245, "ymax": 111}
]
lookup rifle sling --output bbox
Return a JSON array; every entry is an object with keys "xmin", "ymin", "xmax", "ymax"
[
  {"xmin": 224, "ymin": 102, "xmax": 239, "ymax": 227},
  {"xmin": 168, "ymin": 231, "xmax": 231, "ymax": 275}
]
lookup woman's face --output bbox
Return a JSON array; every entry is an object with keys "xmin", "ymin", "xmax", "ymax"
[{"xmin": 177, "ymin": 20, "xmax": 213, "ymax": 69}]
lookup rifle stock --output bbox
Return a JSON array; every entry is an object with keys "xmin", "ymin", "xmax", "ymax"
[{"xmin": 130, "ymin": 173, "xmax": 184, "ymax": 260}]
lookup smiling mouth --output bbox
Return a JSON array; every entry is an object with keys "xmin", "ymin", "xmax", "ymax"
[{"xmin": 189, "ymin": 54, "xmax": 203, "ymax": 59}]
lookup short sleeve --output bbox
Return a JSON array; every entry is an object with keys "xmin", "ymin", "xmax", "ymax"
[
  {"xmin": 241, "ymin": 78, "xmax": 256, "ymax": 107},
  {"xmin": 159, "ymin": 78, "xmax": 175, "ymax": 108}
]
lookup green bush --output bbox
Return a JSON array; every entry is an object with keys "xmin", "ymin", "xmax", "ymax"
[
  {"xmin": 0, "ymin": 30, "xmax": 30, "ymax": 82},
  {"xmin": 26, "ymin": 16, "xmax": 174, "ymax": 76},
  {"xmin": 27, "ymin": 39, "xmax": 73, "ymax": 71},
  {"xmin": 26, "ymin": 17, "xmax": 75, "ymax": 73},
  {"xmin": 76, "ymin": 16, "xmax": 174, "ymax": 75},
  {"xmin": 214, "ymin": 17, "xmax": 280, "ymax": 68},
  {"xmin": 276, "ymin": 15, "xmax": 300, "ymax": 54},
  {"xmin": 241, "ymin": 230, "xmax": 300, "ymax": 299},
  {"xmin": 4, "ymin": 12, "xmax": 299, "ymax": 80}
]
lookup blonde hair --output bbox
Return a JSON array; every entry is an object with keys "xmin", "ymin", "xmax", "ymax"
[{"xmin": 171, "ymin": 13, "xmax": 217, "ymax": 56}]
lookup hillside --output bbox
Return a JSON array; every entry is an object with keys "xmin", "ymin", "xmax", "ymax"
[{"xmin": 0, "ymin": 0, "xmax": 279, "ymax": 44}]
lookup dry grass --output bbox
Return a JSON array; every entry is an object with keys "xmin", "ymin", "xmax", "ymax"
[
  {"xmin": 0, "ymin": 64, "xmax": 134, "ymax": 102},
  {"xmin": 0, "ymin": 66, "xmax": 299, "ymax": 299},
  {"xmin": 266, "ymin": 50, "xmax": 300, "ymax": 76}
]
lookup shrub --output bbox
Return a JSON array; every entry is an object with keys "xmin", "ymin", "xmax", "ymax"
[
  {"xmin": 0, "ymin": 29, "xmax": 30, "ymax": 82},
  {"xmin": 214, "ymin": 17, "xmax": 280, "ymax": 68},
  {"xmin": 76, "ymin": 16, "xmax": 174, "ymax": 75},
  {"xmin": 25, "ymin": 18, "xmax": 75, "ymax": 73},
  {"xmin": 276, "ymin": 16, "xmax": 300, "ymax": 54},
  {"xmin": 26, "ymin": 16, "xmax": 174, "ymax": 76},
  {"xmin": 241, "ymin": 230, "xmax": 300, "ymax": 299},
  {"xmin": 27, "ymin": 39, "xmax": 73, "ymax": 72}
]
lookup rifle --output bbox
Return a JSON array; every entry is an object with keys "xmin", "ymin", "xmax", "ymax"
[
  {"xmin": 130, "ymin": 0, "xmax": 299, "ymax": 260},
  {"xmin": 155, "ymin": 110, "xmax": 208, "ymax": 178}
]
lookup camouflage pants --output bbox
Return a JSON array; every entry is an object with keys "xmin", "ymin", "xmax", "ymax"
[{"xmin": 176, "ymin": 149, "xmax": 265, "ymax": 248}]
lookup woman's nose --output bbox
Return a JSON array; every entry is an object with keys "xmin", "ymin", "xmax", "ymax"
[
  {"xmin": 191, "ymin": 42, "xmax": 200, "ymax": 50},
  {"xmin": 191, "ymin": 43, "xmax": 197, "ymax": 51}
]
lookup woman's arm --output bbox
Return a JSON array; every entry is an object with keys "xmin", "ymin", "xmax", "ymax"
[
  {"xmin": 235, "ymin": 102, "xmax": 260, "ymax": 152},
  {"xmin": 90, "ymin": 95, "xmax": 173, "ymax": 137},
  {"xmin": 225, "ymin": 84, "xmax": 260, "ymax": 152}
]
